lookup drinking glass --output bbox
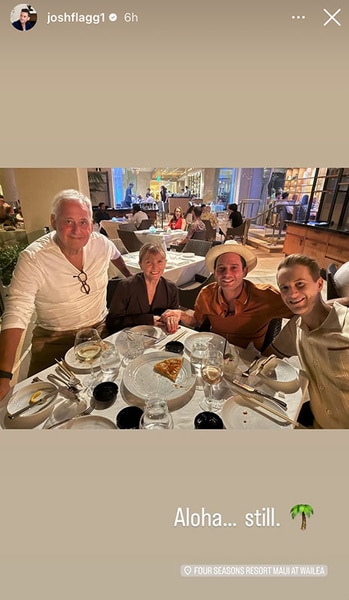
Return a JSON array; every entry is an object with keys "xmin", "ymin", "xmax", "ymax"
[
  {"xmin": 222, "ymin": 346, "xmax": 240, "ymax": 378},
  {"xmin": 99, "ymin": 343, "xmax": 121, "ymax": 380},
  {"xmin": 74, "ymin": 328, "xmax": 103, "ymax": 364},
  {"xmin": 139, "ymin": 398, "xmax": 174, "ymax": 430},
  {"xmin": 199, "ymin": 348, "xmax": 224, "ymax": 412},
  {"xmin": 190, "ymin": 341, "xmax": 209, "ymax": 390},
  {"xmin": 123, "ymin": 331, "xmax": 144, "ymax": 366},
  {"xmin": 74, "ymin": 327, "xmax": 103, "ymax": 391}
]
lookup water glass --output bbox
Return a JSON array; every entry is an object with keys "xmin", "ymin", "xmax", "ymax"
[
  {"xmin": 139, "ymin": 398, "xmax": 174, "ymax": 430},
  {"xmin": 190, "ymin": 341, "xmax": 209, "ymax": 390},
  {"xmin": 223, "ymin": 346, "xmax": 240, "ymax": 378},
  {"xmin": 100, "ymin": 345, "xmax": 121, "ymax": 379},
  {"xmin": 123, "ymin": 331, "xmax": 144, "ymax": 366}
]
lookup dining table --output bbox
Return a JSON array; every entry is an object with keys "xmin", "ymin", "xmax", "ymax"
[
  {"xmin": 0, "ymin": 326, "xmax": 308, "ymax": 431},
  {"xmin": 134, "ymin": 228, "xmax": 187, "ymax": 249},
  {"xmin": 109, "ymin": 250, "xmax": 209, "ymax": 286}
]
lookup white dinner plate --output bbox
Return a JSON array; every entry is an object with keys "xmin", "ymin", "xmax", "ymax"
[
  {"xmin": 4, "ymin": 382, "xmax": 58, "ymax": 429},
  {"xmin": 64, "ymin": 345, "xmax": 101, "ymax": 373},
  {"xmin": 182, "ymin": 252, "xmax": 195, "ymax": 258},
  {"xmin": 60, "ymin": 415, "xmax": 116, "ymax": 429},
  {"xmin": 122, "ymin": 351, "xmax": 196, "ymax": 411},
  {"xmin": 221, "ymin": 395, "xmax": 290, "ymax": 429},
  {"xmin": 184, "ymin": 332, "xmax": 226, "ymax": 354},
  {"xmin": 257, "ymin": 358, "xmax": 300, "ymax": 394}
]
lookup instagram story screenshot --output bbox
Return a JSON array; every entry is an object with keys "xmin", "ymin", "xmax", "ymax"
[{"xmin": 0, "ymin": 1, "xmax": 348, "ymax": 598}]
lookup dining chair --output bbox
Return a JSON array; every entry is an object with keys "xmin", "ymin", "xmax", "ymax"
[
  {"xmin": 177, "ymin": 273, "xmax": 215, "ymax": 310},
  {"xmin": 99, "ymin": 220, "xmax": 121, "ymax": 239},
  {"xmin": 225, "ymin": 218, "xmax": 251, "ymax": 245},
  {"xmin": 106, "ymin": 277, "xmax": 122, "ymax": 308},
  {"xmin": 203, "ymin": 220, "xmax": 217, "ymax": 242},
  {"xmin": 138, "ymin": 219, "xmax": 154, "ymax": 230},
  {"xmin": 117, "ymin": 229, "xmax": 143, "ymax": 252},
  {"xmin": 181, "ymin": 239, "xmax": 212, "ymax": 257},
  {"xmin": 191, "ymin": 229, "xmax": 207, "ymax": 241},
  {"xmin": 260, "ymin": 318, "xmax": 283, "ymax": 352},
  {"xmin": 118, "ymin": 222, "xmax": 137, "ymax": 232},
  {"xmin": 111, "ymin": 238, "xmax": 129, "ymax": 255},
  {"xmin": 326, "ymin": 263, "xmax": 340, "ymax": 300}
]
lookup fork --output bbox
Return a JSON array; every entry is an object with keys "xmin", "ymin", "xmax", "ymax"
[{"xmin": 54, "ymin": 363, "xmax": 83, "ymax": 389}]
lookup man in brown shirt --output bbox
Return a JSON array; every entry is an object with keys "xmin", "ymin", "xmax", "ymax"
[{"xmin": 161, "ymin": 241, "xmax": 292, "ymax": 349}]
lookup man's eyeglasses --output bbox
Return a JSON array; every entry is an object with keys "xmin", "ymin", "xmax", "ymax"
[{"xmin": 73, "ymin": 269, "xmax": 90, "ymax": 295}]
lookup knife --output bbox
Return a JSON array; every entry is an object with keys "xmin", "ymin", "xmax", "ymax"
[
  {"xmin": 8, "ymin": 390, "xmax": 58, "ymax": 419},
  {"xmin": 226, "ymin": 377, "xmax": 288, "ymax": 411}
]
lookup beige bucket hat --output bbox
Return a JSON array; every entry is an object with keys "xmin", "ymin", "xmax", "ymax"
[{"xmin": 205, "ymin": 240, "xmax": 257, "ymax": 273}]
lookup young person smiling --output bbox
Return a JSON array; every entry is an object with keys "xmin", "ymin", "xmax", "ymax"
[
  {"xmin": 269, "ymin": 254, "xmax": 349, "ymax": 429},
  {"xmin": 161, "ymin": 241, "xmax": 292, "ymax": 348}
]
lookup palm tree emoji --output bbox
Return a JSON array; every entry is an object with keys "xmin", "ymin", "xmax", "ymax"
[{"xmin": 290, "ymin": 504, "xmax": 314, "ymax": 530}]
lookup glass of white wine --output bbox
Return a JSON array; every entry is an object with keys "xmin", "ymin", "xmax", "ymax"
[
  {"xmin": 74, "ymin": 328, "xmax": 103, "ymax": 364},
  {"xmin": 74, "ymin": 328, "xmax": 104, "ymax": 394},
  {"xmin": 199, "ymin": 348, "xmax": 224, "ymax": 413}
]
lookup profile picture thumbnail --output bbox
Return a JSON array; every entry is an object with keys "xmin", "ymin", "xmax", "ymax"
[{"xmin": 10, "ymin": 4, "xmax": 37, "ymax": 31}]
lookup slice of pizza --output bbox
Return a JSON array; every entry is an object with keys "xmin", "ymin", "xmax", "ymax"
[{"xmin": 153, "ymin": 358, "xmax": 183, "ymax": 383}]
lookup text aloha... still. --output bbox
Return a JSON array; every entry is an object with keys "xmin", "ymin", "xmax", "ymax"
[{"xmin": 174, "ymin": 506, "xmax": 280, "ymax": 528}]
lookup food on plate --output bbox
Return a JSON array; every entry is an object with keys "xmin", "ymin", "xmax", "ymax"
[
  {"xmin": 30, "ymin": 390, "xmax": 43, "ymax": 403},
  {"xmin": 153, "ymin": 358, "xmax": 183, "ymax": 382}
]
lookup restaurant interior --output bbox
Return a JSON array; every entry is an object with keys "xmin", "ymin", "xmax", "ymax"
[{"xmin": 0, "ymin": 166, "xmax": 348, "ymax": 429}]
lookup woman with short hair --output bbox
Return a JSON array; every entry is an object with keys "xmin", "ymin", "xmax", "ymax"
[{"xmin": 106, "ymin": 243, "xmax": 179, "ymax": 332}]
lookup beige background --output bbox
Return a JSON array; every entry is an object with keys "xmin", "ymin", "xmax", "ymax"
[{"xmin": 1, "ymin": 0, "xmax": 349, "ymax": 597}]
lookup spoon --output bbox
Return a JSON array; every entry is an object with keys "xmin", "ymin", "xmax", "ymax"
[{"xmin": 8, "ymin": 389, "xmax": 58, "ymax": 419}]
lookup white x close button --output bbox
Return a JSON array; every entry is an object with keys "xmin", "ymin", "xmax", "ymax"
[{"xmin": 323, "ymin": 8, "xmax": 341, "ymax": 26}]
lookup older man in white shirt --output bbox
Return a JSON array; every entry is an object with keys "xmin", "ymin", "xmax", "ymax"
[{"xmin": 0, "ymin": 189, "xmax": 131, "ymax": 402}]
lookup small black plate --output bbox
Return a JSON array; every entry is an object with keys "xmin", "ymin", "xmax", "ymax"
[{"xmin": 165, "ymin": 341, "xmax": 184, "ymax": 355}]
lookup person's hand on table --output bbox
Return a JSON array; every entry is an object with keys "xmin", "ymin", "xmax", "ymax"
[
  {"xmin": 153, "ymin": 315, "xmax": 166, "ymax": 330},
  {"xmin": 160, "ymin": 309, "xmax": 181, "ymax": 334}
]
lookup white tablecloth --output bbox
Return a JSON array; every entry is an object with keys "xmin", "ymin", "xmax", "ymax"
[
  {"xmin": 110, "ymin": 251, "xmax": 208, "ymax": 286},
  {"xmin": 134, "ymin": 229, "xmax": 187, "ymax": 249},
  {"xmin": 0, "ymin": 327, "xmax": 307, "ymax": 430}
]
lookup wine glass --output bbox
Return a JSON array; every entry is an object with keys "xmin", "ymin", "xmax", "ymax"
[
  {"xmin": 199, "ymin": 348, "xmax": 224, "ymax": 413},
  {"xmin": 74, "ymin": 328, "xmax": 103, "ymax": 363},
  {"xmin": 74, "ymin": 328, "xmax": 103, "ymax": 390}
]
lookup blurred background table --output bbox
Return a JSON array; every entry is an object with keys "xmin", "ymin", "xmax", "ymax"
[
  {"xmin": 134, "ymin": 228, "xmax": 187, "ymax": 249},
  {"xmin": 109, "ymin": 250, "xmax": 208, "ymax": 286}
]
